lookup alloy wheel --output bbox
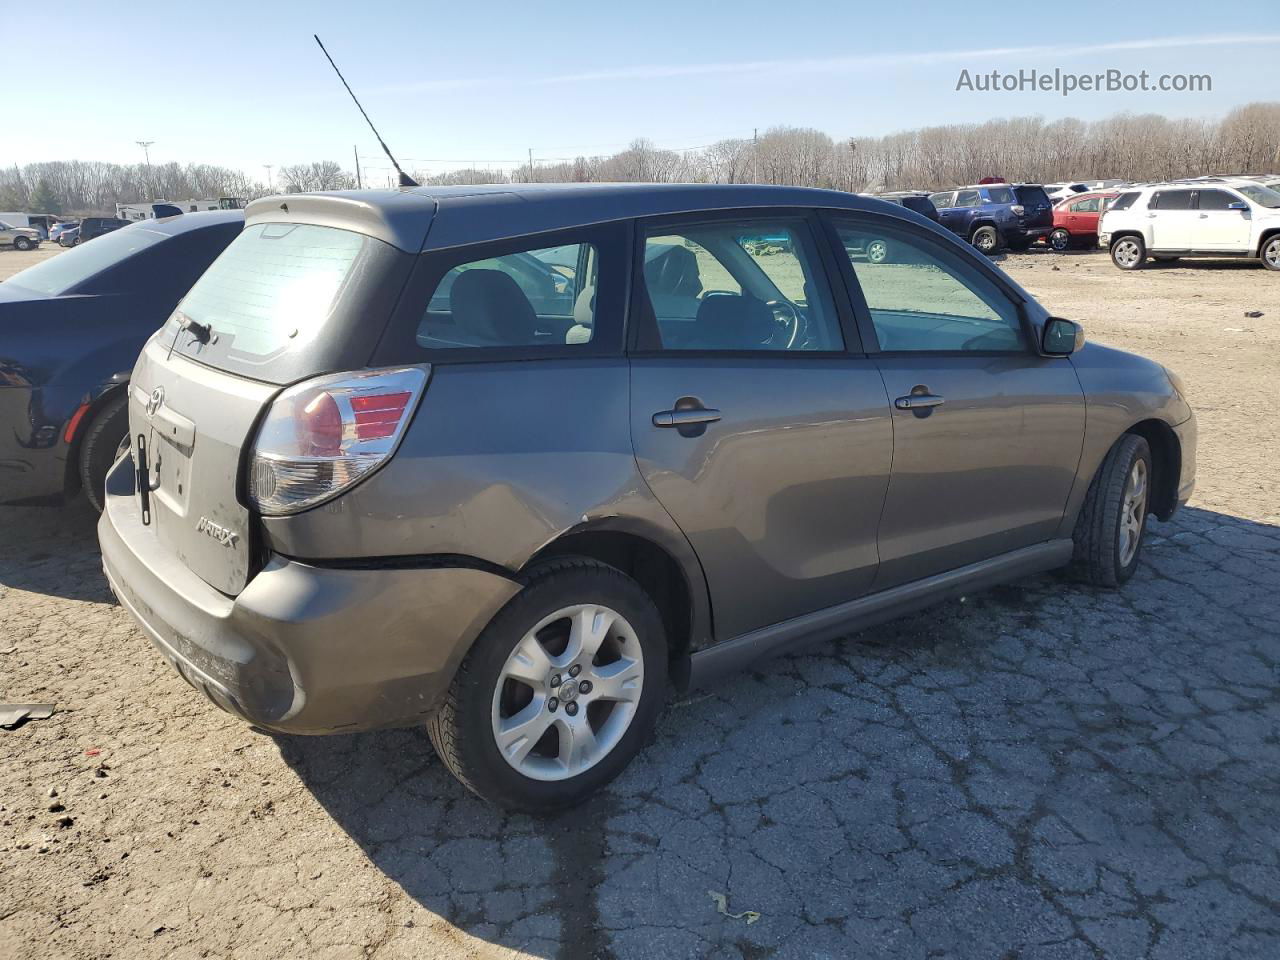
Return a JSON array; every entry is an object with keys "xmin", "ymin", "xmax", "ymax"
[
  {"xmin": 1113, "ymin": 239, "xmax": 1141, "ymax": 268},
  {"xmin": 490, "ymin": 603, "xmax": 644, "ymax": 781},
  {"xmin": 1264, "ymin": 237, "xmax": 1280, "ymax": 271},
  {"xmin": 866, "ymin": 240, "xmax": 888, "ymax": 264},
  {"xmin": 1118, "ymin": 458, "xmax": 1148, "ymax": 567}
]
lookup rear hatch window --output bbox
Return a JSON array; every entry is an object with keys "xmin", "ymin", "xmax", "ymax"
[
  {"xmin": 167, "ymin": 222, "xmax": 410, "ymax": 384},
  {"xmin": 1013, "ymin": 186, "xmax": 1054, "ymax": 224}
]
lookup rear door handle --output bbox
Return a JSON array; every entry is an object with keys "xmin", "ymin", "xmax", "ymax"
[
  {"xmin": 653, "ymin": 408, "xmax": 722, "ymax": 428},
  {"xmin": 894, "ymin": 394, "xmax": 945, "ymax": 410}
]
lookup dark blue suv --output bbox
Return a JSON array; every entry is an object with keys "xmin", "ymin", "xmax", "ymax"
[{"xmin": 928, "ymin": 184, "xmax": 1054, "ymax": 254}]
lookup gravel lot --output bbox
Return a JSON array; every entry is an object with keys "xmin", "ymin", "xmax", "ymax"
[{"xmin": 2, "ymin": 244, "xmax": 1278, "ymax": 960}]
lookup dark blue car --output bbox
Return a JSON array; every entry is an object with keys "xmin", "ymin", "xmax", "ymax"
[
  {"xmin": 0, "ymin": 211, "xmax": 242, "ymax": 509},
  {"xmin": 928, "ymin": 184, "xmax": 1054, "ymax": 254}
]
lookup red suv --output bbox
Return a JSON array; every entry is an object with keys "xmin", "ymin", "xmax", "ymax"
[{"xmin": 1048, "ymin": 192, "xmax": 1119, "ymax": 251}]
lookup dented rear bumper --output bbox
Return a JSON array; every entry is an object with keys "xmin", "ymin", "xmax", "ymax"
[{"xmin": 98, "ymin": 454, "xmax": 520, "ymax": 734}]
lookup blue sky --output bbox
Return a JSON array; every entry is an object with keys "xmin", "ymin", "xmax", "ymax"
[{"xmin": 7, "ymin": 0, "xmax": 1278, "ymax": 182}]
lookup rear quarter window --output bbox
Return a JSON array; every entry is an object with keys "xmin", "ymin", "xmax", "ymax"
[{"xmin": 986, "ymin": 187, "xmax": 1015, "ymax": 204}]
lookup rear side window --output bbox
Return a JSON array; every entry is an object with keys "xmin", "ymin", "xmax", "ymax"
[
  {"xmin": 1151, "ymin": 191, "xmax": 1193, "ymax": 210},
  {"xmin": 1110, "ymin": 192, "xmax": 1140, "ymax": 211},
  {"xmin": 419, "ymin": 243, "xmax": 597, "ymax": 348}
]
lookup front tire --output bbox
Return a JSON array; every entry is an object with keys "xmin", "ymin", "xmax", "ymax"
[
  {"xmin": 78, "ymin": 393, "xmax": 130, "ymax": 513},
  {"xmin": 866, "ymin": 239, "xmax": 890, "ymax": 264},
  {"xmin": 428, "ymin": 557, "xmax": 667, "ymax": 812},
  {"xmin": 1262, "ymin": 235, "xmax": 1280, "ymax": 272},
  {"xmin": 1070, "ymin": 434, "xmax": 1152, "ymax": 587},
  {"xmin": 1111, "ymin": 235, "xmax": 1146, "ymax": 270},
  {"xmin": 14, "ymin": 236, "xmax": 32, "ymax": 251}
]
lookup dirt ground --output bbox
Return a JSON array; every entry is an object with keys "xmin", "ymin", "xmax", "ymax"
[{"xmin": 1, "ymin": 243, "xmax": 1279, "ymax": 960}]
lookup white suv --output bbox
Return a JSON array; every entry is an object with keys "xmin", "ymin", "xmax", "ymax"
[{"xmin": 1099, "ymin": 180, "xmax": 1280, "ymax": 271}]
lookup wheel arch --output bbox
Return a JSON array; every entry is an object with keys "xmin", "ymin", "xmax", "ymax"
[
  {"xmin": 1257, "ymin": 226, "xmax": 1280, "ymax": 256},
  {"xmin": 61, "ymin": 378, "xmax": 130, "ymax": 497},
  {"xmin": 525, "ymin": 520, "xmax": 711, "ymax": 687},
  {"xmin": 1124, "ymin": 418, "xmax": 1180, "ymax": 521}
]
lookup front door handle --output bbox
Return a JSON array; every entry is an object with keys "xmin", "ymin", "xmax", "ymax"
[
  {"xmin": 894, "ymin": 394, "xmax": 945, "ymax": 410},
  {"xmin": 653, "ymin": 408, "xmax": 722, "ymax": 428}
]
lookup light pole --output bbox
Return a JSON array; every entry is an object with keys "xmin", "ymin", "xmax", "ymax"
[
  {"xmin": 264, "ymin": 164, "xmax": 274, "ymax": 193},
  {"xmin": 136, "ymin": 140, "xmax": 155, "ymax": 199}
]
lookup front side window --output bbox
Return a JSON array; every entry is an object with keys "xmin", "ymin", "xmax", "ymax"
[
  {"xmin": 639, "ymin": 220, "xmax": 842, "ymax": 352},
  {"xmin": 1110, "ymin": 192, "xmax": 1140, "ymax": 211},
  {"xmin": 419, "ymin": 242, "xmax": 597, "ymax": 348},
  {"xmin": 836, "ymin": 220, "xmax": 1025, "ymax": 353},
  {"xmin": 1196, "ymin": 190, "xmax": 1236, "ymax": 211}
]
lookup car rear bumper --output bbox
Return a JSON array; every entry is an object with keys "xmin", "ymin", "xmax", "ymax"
[{"xmin": 98, "ymin": 455, "xmax": 521, "ymax": 734}]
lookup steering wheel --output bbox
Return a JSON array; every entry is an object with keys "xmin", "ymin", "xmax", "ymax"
[{"xmin": 764, "ymin": 299, "xmax": 801, "ymax": 350}]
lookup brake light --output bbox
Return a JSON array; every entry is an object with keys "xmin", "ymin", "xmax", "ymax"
[
  {"xmin": 1011, "ymin": 204, "xmax": 1026, "ymax": 217},
  {"xmin": 250, "ymin": 367, "xmax": 429, "ymax": 516}
]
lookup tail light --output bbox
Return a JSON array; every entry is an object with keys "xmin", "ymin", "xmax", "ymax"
[
  {"xmin": 1011, "ymin": 204, "xmax": 1026, "ymax": 217},
  {"xmin": 249, "ymin": 367, "xmax": 429, "ymax": 516}
]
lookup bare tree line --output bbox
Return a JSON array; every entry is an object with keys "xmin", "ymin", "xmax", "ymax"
[{"xmin": 4, "ymin": 102, "xmax": 1277, "ymax": 214}]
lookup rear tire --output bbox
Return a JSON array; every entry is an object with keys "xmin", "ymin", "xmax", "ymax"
[
  {"xmin": 78, "ymin": 393, "xmax": 129, "ymax": 513},
  {"xmin": 428, "ymin": 557, "xmax": 668, "ymax": 812},
  {"xmin": 1049, "ymin": 229, "xmax": 1071, "ymax": 252},
  {"xmin": 1110, "ymin": 235, "xmax": 1146, "ymax": 270},
  {"xmin": 971, "ymin": 225, "xmax": 1000, "ymax": 255},
  {"xmin": 866, "ymin": 239, "xmax": 890, "ymax": 264},
  {"xmin": 1070, "ymin": 434, "xmax": 1152, "ymax": 587}
]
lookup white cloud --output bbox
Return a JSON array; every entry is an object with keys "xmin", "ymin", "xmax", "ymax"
[{"xmin": 378, "ymin": 33, "xmax": 1280, "ymax": 93}]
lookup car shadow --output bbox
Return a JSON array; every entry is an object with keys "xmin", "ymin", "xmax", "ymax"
[
  {"xmin": 0, "ymin": 503, "xmax": 112, "ymax": 603},
  {"xmin": 272, "ymin": 504, "xmax": 1280, "ymax": 958}
]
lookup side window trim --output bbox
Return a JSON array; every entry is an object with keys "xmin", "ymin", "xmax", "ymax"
[
  {"xmin": 626, "ymin": 207, "xmax": 857, "ymax": 358},
  {"xmin": 820, "ymin": 210, "xmax": 1034, "ymax": 358}
]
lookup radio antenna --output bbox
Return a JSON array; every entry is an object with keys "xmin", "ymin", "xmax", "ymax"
[{"xmin": 313, "ymin": 34, "xmax": 418, "ymax": 188}]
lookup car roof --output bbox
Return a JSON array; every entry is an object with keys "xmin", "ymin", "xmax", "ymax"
[
  {"xmin": 245, "ymin": 182, "xmax": 913, "ymax": 253},
  {"xmin": 126, "ymin": 209, "xmax": 245, "ymax": 237}
]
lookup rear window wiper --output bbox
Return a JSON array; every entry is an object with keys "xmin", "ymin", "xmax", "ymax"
[{"xmin": 179, "ymin": 315, "xmax": 213, "ymax": 343}]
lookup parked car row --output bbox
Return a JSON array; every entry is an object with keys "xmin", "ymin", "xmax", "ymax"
[{"xmin": 2, "ymin": 182, "xmax": 1196, "ymax": 810}]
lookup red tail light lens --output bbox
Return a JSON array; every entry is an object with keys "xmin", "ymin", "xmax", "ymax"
[
  {"xmin": 250, "ymin": 367, "xmax": 429, "ymax": 516},
  {"xmin": 350, "ymin": 391, "xmax": 411, "ymax": 441}
]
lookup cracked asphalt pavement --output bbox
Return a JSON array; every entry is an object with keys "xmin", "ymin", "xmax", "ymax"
[{"xmin": 2, "ymin": 249, "xmax": 1278, "ymax": 959}]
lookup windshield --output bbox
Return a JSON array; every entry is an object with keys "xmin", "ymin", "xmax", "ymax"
[
  {"xmin": 3, "ymin": 225, "xmax": 166, "ymax": 296},
  {"xmin": 1236, "ymin": 184, "xmax": 1280, "ymax": 208}
]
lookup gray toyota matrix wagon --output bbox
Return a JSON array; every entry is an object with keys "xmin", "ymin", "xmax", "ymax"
[{"xmin": 99, "ymin": 183, "xmax": 1196, "ymax": 810}]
